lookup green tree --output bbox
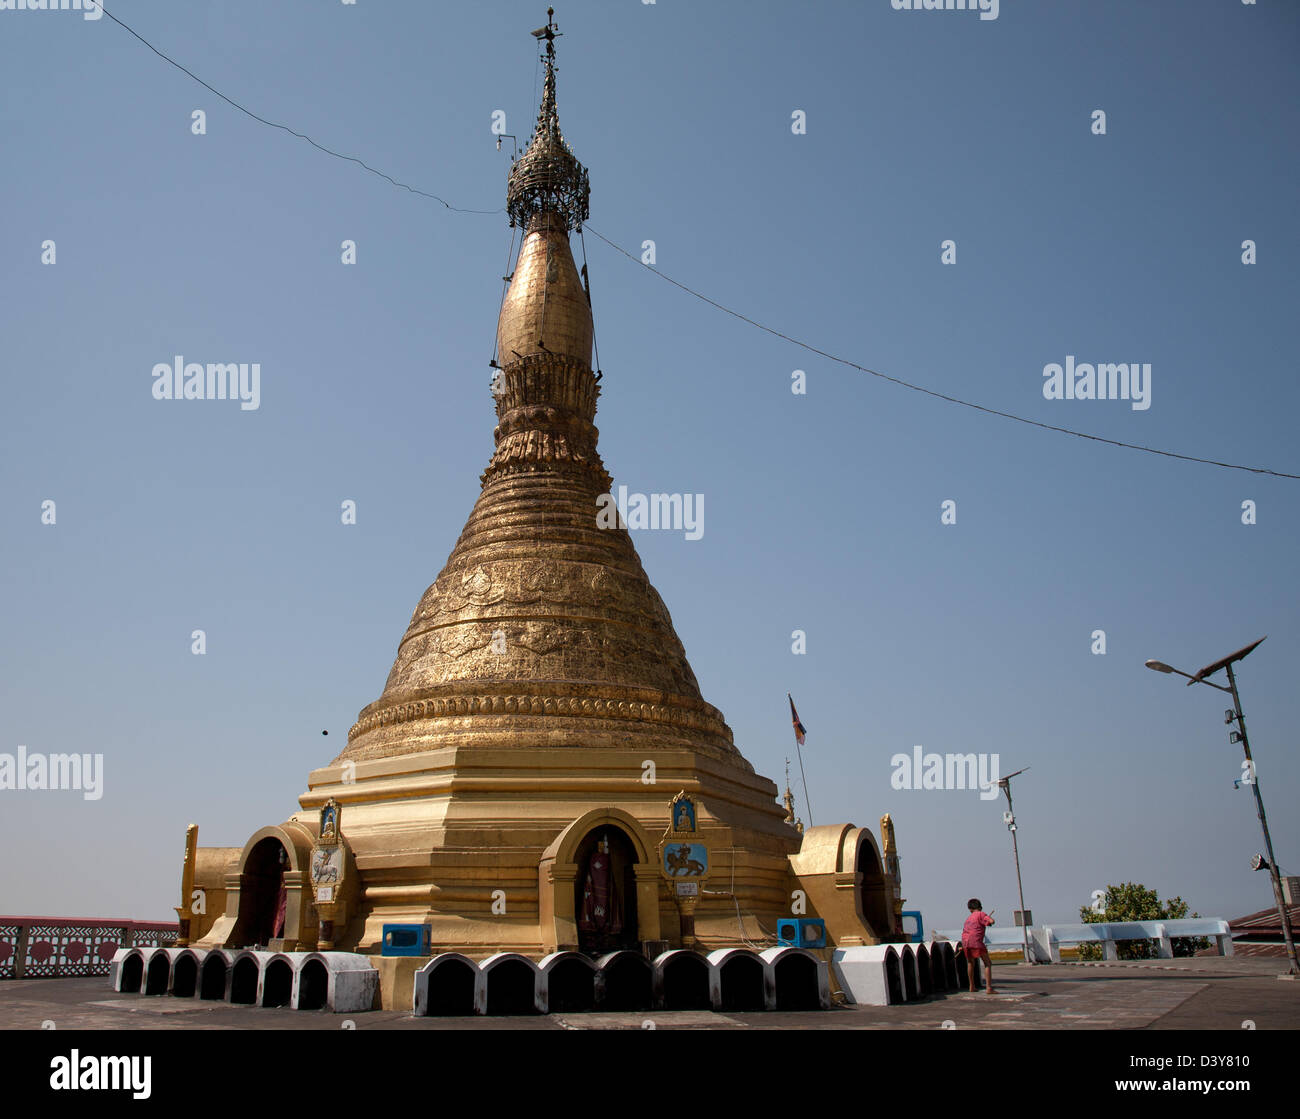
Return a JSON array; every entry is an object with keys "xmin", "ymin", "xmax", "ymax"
[{"xmin": 1076, "ymin": 882, "xmax": 1211, "ymax": 960}]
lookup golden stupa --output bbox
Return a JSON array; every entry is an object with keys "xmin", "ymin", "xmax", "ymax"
[{"xmin": 184, "ymin": 14, "xmax": 903, "ymax": 1009}]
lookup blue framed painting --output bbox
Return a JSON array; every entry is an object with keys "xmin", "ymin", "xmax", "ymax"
[{"xmin": 663, "ymin": 842, "xmax": 707, "ymax": 877}]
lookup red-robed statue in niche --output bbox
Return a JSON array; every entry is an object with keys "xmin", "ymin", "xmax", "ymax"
[
  {"xmin": 271, "ymin": 846, "xmax": 289, "ymax": 941},
  {"xmin": 578, "ymin": 835, "xmax": 623, "ymax": 936}
]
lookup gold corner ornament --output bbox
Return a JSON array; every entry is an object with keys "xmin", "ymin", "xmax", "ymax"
[
  {"xmin": 880, "ymin": 813, "xmax": 904, "ymax": 922},
  {"xmin": 175, "ymin": 823, "xmax": 198, "ymax": 947},
  {"xmin": 880, "ymin": 812, "xmax": 900, "ymax": 879}
]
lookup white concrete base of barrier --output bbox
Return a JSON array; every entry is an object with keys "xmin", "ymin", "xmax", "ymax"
[
  {"xmin": 106, "ymin": 945, "xmax": 377, "ymax": 1012},
  {"xmin": 299, "ymin": 952, "xmax": 380, "ymax": 1012},
  {"xmin": 412, "ymin": 947, "xmax": 828, "ymax": 1015},
  {"xmin": 412, "ymin": 952, "xmax": 479, "ymax": 1016},
  {"xmin": 831, "ymin": 945, "xmax": 902, "ymax": 1006},
  {"xmin": 758, "ymin": 946, "xmax": 831, "ymax": 1010},
  {"xmin": 478, "ymin": 952, "xmax": 546, "ymax": 1015},
  {"xmin": 108, "ymin": 947, "xmax": 131, "ymax": 992}
]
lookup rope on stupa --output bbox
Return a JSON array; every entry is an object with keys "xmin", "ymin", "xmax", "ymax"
[
  {"xmin": 491, "ymin": 226, "xmax": 520, "ymax": 372},
  {"xmin": 579, "ymin": 227, "xmax": 602, "ymax": 379}
]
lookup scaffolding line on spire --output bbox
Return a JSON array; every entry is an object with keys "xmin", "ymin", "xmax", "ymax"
[
  {"xmin": 490, "ymin": 226, "xmax": 519, "ymax": 372},
  {"xmin": 579, "ymin": 228, "xmax": 602, "ymax": 378}
]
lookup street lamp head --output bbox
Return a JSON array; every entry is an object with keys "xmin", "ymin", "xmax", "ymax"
[
  {"xmin": 1145, "ymin": 660, "xmax": 1175, "ymax": 673},
  {"xmin": 1190, "ymin": 636, "xmax": 1267, "ymax": 685}
]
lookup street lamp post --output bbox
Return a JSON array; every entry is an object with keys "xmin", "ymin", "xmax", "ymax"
[
  {"xmin": 996, "ymin": 766, "xmax": 1034, "ymax": 964},
  {"xmin": 1145, "ymin": 637, "xmax": 1298, "ymax": 978}
]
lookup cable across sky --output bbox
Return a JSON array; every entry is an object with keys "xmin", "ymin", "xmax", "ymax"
[{"xmin": 95, "ymin": 3, "xmax": 1300, "ymax": 482}]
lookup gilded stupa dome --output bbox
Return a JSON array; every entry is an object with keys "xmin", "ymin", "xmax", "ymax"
[{"xmin": 341, "ymin": 17, "xmax": 747, "ymax": 773}]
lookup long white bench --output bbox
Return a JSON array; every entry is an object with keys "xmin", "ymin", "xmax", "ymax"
[
  {"xmin": 1035, "ymin": 919, "xmax": 1233, "ymax": 962},
  {"xmin": 932, "ymin": 918, "xmax": 1233, "ymax": 963}
]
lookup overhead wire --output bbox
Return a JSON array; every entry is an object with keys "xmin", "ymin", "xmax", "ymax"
[
  {"xmin": 582, "ymin": 225, "xmax": 1300, "ymax": 481},
  {"xmin": 96, "ymin": 2, "xmax": 503, "ymax": 215},
  {"xmin": 92, "ymin": 3, "xmax": 1299, "ymax": 482}
]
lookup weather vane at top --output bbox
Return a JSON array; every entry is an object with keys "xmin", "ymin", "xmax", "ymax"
[{"xmin": 531, "ymin": 8, "xmax": 560, "ymax": 55}]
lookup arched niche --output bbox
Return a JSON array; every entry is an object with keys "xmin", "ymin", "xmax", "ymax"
[
  {"xmin": 789, "ymin": 822, "xmax": 896, "ymax": 945},
  {"xmin": 853, "ymin": 829, "xmax": 895, "ymax": 940},
  {"xmin": 228, "ymin": 823, "xmax": 315, "ymax": 950},
  {"xmin": 539, "ymin": 807, "xmax": 660, "ymax": 953}
]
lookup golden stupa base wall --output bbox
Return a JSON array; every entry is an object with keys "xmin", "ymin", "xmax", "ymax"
[
  {"xmin": 296, "ymin": 743, "xmax": 804, "ymax": 958},
  {"xmin": 369, "ymin": 954, "xmax": 425, "ymax": 1012},
  {"xmin": 184, "ymin": 745, "xmax": 901, "ymax": 1010}
]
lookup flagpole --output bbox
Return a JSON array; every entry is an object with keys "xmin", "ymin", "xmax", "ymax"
[
  {"xmin": 796, "ymin": 739, "xmax": 813, "ymax": 827},
  {"xmin": 788, "ymin": 693, "xmax": 814, "ymax": 827}
]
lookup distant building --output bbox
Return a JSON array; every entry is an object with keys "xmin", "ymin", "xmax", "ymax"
[{"xmin": 1213, "ymin": 899, "xmax": 1300, "ymax": 958}]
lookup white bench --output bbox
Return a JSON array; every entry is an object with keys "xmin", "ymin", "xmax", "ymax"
[
  {"xmin": 933, "ymin": 919, "xmax": 1233, "ymax": 962},
  {"xmin": 1035, "ymin": 919, "xmax": 1233, "ymax": 962}
]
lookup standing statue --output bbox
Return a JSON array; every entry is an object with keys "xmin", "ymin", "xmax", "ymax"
[{"xmin": 578, "ymin": 835, "xmax": 623, "ymax": 942}]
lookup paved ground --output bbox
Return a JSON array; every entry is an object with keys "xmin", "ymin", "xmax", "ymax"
[{"xmin": 2, "ymin": 956, "xmax": 1296, "ymax": 1030}]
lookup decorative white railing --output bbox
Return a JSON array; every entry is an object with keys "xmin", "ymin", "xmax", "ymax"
[{"xmin": 0, "ymin": 916, "xmax": 178, "ymax": 979}]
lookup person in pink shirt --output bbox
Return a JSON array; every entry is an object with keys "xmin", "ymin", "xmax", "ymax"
[{"xmin": 961, "ymin": 898, "xmax": 996, "ymax": 993}]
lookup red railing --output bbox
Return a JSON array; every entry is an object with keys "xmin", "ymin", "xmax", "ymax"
[{"xmin": 0, "ymin": 916, "xmax": 179, "ymax": 979}]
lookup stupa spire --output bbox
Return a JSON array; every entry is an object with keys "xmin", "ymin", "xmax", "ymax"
[
  {"xmin": 491, "ymin": 8, "xmax": 598, "ymax": 475},
  {"xmin": 507, "ymin": 8, "xmax": 590, "ymax": 234}
]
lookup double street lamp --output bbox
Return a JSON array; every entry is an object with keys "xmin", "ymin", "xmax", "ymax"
[{"xmin": 1145, "ymin": 636, "xmax": 1298, "ymax": 977}]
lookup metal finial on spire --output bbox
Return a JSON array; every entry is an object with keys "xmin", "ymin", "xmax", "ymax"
[
  {"xmin": 530, "ymin": 7, "xmax": 559, "ymax": 49},
  {"xmin": 508, "ymin": 8, "xmax": 590, "ymax": 232}
]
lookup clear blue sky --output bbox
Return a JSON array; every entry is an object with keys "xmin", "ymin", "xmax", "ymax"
[{"xmin": 2, "ymin": 0, "xmax": 1297, "ymax": 932}]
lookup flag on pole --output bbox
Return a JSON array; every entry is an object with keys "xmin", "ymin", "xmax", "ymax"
[{"xmin": 788, "ymin": 693, "xmax": 806, "ymax": 746}]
